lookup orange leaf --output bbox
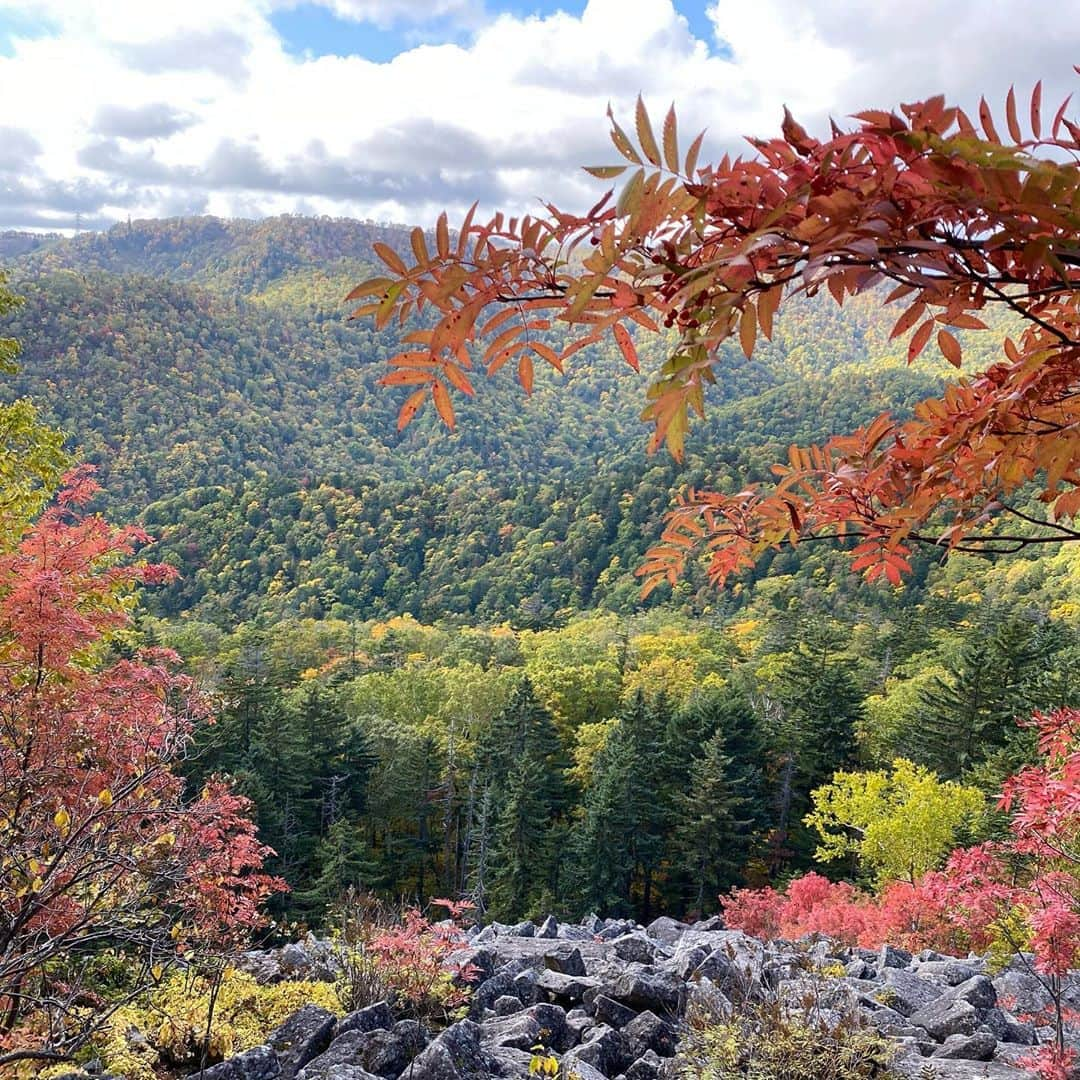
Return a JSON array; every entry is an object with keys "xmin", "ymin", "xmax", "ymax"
[
  {"xmin": 518, "ymin": 354, "xmax": 534, "ymax": 395},
  {"xmin": 436, "ymin": 212, "xmax": 450, "ymax": 259},
  {"xmin": 584, "ymin": 165, "xmax": 628, "ymax": 179},
  {"xmin": 374, "ymin": 242, "xmax": 408, "ymax": 275},
  {"xmin": 662, "ymin": 104, "xmax": 679, "ymax": 173},
  {"xmin": 432, "ymin": 379, "xmax": 455, "ymax": 430},
  {"xmin": 613, "ymin": 323, "xmax": 640, "ymax": 372},
  {"xmin": 381, "ymin": 370, "xmax": 433, "ymax": 387},
  {"xmin": 410, "ymin": 228, "xmax": 429, "ymax": 266},
  {"xmin": 739, "ymin": 304, "xmax": 756, "ymax": 359},
  {"xmin": 1005, "ymin": 86, "xmax": 1022, "ymax": 142},
  {"xmin": 636, "ymin": 95, "xmax": 661, "ymax": 166},
  {"xmin": 890, "ymin": 302, "xmax": 926, "ymax": 340},
  {"xmin": 441, "ymin": 363, "xmax": 475, "ymax": 396},
  {"xmin": 1030, "ymin": 80, "xmax": 1042, "ymax": 139},
  {"xmin": 397, "ymin": 388, "xmax": 427, "ymax": 431},
  {"xmin": 937, "ymin": 328, "xmax": 962, "ymax": 368},
  {"xmin": 907, "ymin": 318, "xmax": 934, "ymax": 363}
]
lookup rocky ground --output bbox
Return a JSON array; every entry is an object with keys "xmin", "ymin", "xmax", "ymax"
[{"xmin": 208, "ymin": 914, "xmax": 1080, "ymax": 1079}]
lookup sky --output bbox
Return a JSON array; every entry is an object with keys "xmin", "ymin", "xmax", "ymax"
[{"xmin": 0, "ymin": 0, "xmax": 1077, "ymax": 232}]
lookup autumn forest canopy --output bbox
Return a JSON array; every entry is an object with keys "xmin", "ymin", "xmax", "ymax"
[{"xmin": 0, "ymin": 73, "xmax": 1079, "ymax": 1078}]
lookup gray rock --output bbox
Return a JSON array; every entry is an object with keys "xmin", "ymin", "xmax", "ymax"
[
  {"xmin": 952, "ymin": 975, "xmax": 997, "ymax": 1012},
  {"xmin": 280, "ymin": 943, "xmax": 315, "ymax": 977},
  {"xmin": 622, "ymin": 1011, "xmax": 677, "ymax": 1058},
  {"xmin": 535, "ymin": 969, "xmax": 601, "ymax": 1007},
  {"xmin": 645, "ymin": 917, "xmax": 689, "ymax": 946},
  {"xmin": 557, "ymin": 1058, "xmax": 607, "ymax": 1080},
  {"xmin": 508, "ymin": 921, "xmax": 535, "ymax": 938},
  {"xmin": 493, "ymin": 995, "xmax": 523, "ymax": 1016},
  {"xmin": 335, "ymin": 1003, "xmax": 395, "ymax": 1039},
  {"xmin": 512, "ymin": 968, "xmax": 539, "ymax": 1005},
  {"xmin": 405, "ymin": 1020, "xmax": 493, "ymax": 1080},
  {"xmin": 581, "ymin": 915, "xmax": 604, "ymax": 936},
  {"xmin": 537, "ymin": 916, "xmax": 559, "ymax": 939},
  {"xmin": 624, "ymin": 1049, "xmax": 665, "ymax": 1080},
  {"xmin": 558, "ymin": 926, "xmax": 596, "ymax": 942},
  {"xmin": 845, "ymin": 958, "xmax": 874, "ymax": 980},
  {"xmin": 266, "ymin": 1005, "xmax": 337, "ymax": 1080},
  {"xmin": 565, "ymin": 1008, "xmax": 595, "ymax": 1045},
  {"xmin": 910, "ymin": 995, "xmax": 979, "ymax": 1041},
  {"xmin": 931, "ymin": 1030, "xmax": 997, "ymax": 1061},
  {"xmin": 917, "ymin": 961, "xmax": 981, "ymax": 986},
  {"xmin": 471, "ymin": 971, "xmax": 522, "ymax": 1015},
  {"xmin": 446, "ymin": 946, "xmax": 498, "ymax": 984},
  {"xmin": 543, "ymin": 946, "xmax": 586, "ymax": 977},
  {"xmin": 891, "ymin": 1059, "xmax": 1038, "ymax": 1078},
  {"xmin": 563, "ymin": 1023, "xmax": 629, "ymax": 1077},
  {"xmin": 199, "ymin": 1045, "xmax": 281, "ymax": 1080},
  {"xmin": 592, "ymin": 993, "xmax": 637, "ymax": 1030},
  {"xmin": 484, "ymin": 1045, "xmax": 537, "ymax": 1078},
  {"xmin": 667, "ymin": 943, "xmax": 711, "ymax": 981},
  {"xmin": 878, "ymin": 944, "xmax": 913, "ymax": 970},
  {"xmin": 879, "ymin": 967, "xmax": 946, "ymax": 1016},
  {"xmin": 480, "ymin": 1003, "xmax": 569, "ymax": 1053},
  {"xmin": 612, "ymin": 934, "xmax": 659, "ymax": 965},
  {"xmin": 991, "ymin": 969, "xmax": 1054, "ymax": 1016},
  {"xmin": 607, "ymin": 968, "xmax": 685, "ymax": 1016}
]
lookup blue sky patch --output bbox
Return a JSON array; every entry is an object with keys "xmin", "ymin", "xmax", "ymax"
[
  {"xmin": 0, "ymin": 10, "xmax": 56, "ymax": 57},
  {"xmin": 270, "ymin": 1, "xmax": 728, "ymax": 64}
]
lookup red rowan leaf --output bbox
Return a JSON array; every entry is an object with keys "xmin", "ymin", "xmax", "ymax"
[
  {"xmin": 907, "ymin": 318, "xmax": 935, "ymax": 363},
  {"xmin": 890, "ymin": 302, "xmax": 926, "ymax": 340},
  {"xmin": 608, "ymin": 104, "xmax": 642, "ymax": 164},
  {"xmin": 1030, "ymin": 80, "xmax": 1042, "ymax": 139},
  {"xmin": 613, "ymin": 322, "xmax": 640, "ymax": 371},
  {"xmin": 1006, "ymin": 86, "xmax": 1022, "ymax": 142},
  {"xmin": 979, "ymin": 97, "xmax": 1001, "ymax": 142}
]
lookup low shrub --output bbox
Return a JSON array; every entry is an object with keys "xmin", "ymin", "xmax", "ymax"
[
  {"xmin": 92, "ymin": 969, "xmax": 341, "ymax": 1080},
  {"xmin": 676, "ymin": 979, "xmax": 898, "ymax": 1080}
]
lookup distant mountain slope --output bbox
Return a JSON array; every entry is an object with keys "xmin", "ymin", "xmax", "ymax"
[{"xmin": 0, "ymin": 214, "xmax": 982, "ymax": 622}]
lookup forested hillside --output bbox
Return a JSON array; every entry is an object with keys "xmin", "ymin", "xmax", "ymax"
[
  {"xmin": 3, "ymin": 215, "xmax": 968, "ymax": 623},
  {"xmin": 2, "ymin": 214, "xmax": 1076, "ymax": 932}
]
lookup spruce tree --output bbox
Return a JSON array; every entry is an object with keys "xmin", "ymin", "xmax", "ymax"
[{"xmin": 673, "ymin": 729, "xmax": 754, "ymax": 914}]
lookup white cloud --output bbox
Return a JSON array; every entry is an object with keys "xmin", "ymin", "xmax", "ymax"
[{"xmin": 0, "ymin": 0, "xmax": 1076, "ymax": 232}]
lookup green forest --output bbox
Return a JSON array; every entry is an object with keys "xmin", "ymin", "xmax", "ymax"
[{"xmin": 2, "ymin": 214, "xmax": 1076, "ymax": 932}]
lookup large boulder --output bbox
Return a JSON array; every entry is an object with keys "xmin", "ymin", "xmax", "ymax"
[
  {"xmin": 605, "ymin": 967, "xmax": 686, "ymax": 1016},
  {"xmin": 404, "ymin": 1020, "xmax": 493, "ymax": 1080},
  {"xmin": 480, "ymin": 1003, "xmax": 570, "ymax": 1053},
  {"xmin": 266, "ymin": 1005, "xmax": 337, "ymax": 1080},
  {"xmin": 645, "ymin": 917, "xmax": 689, "ymax": 946},
  {"xmin": 197, "ymin": 1046, "xmax": 281, "ymax": 1080},
  {"xmin": 909, "ymin": 995, "xmax": 980, "ymax": 1041},
  {"xmin": 334, "ymin": 1003, "xmax": 396, "ymax": 1039}
]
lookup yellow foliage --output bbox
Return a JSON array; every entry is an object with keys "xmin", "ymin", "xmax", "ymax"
[{"xmin": 95, "ymin": 969, "xmax": 341, "ymax": 1080}]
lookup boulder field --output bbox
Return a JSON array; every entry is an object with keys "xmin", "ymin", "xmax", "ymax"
[{"xmin": 206, "ymin": 914, "xmax": 1079, "ymax": 1079}]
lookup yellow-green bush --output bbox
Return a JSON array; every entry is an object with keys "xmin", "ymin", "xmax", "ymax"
[
  {"xmin": 676, "ymin": 996, "xmax": 898, "ymax": 1080},
  {"xmin": 94, "ymin": 969, "xmax": 341, "ymax": 1080}
]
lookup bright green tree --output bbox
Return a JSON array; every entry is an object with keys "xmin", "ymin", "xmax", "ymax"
[{"xmin": 805, "ymin": 758, "xmax": 984, "ymax": 886}]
